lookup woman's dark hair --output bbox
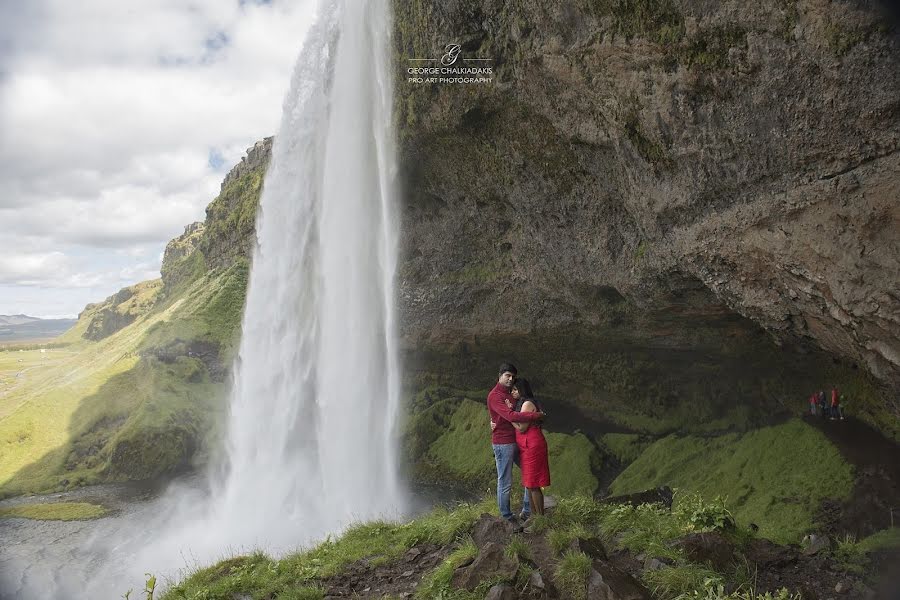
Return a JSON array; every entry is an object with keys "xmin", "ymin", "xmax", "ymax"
[{"xmin": 512, "ymin": 378, "xmax": 534, "ymax": 400}]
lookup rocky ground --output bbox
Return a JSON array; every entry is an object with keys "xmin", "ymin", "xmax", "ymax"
[{"xmin": 314, "ymin": 505, "xmax": 895, "ymax": 600}]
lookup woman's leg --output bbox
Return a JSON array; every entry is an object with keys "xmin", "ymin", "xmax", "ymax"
[{"xmin": 528, "ymin": 488, "xmax": 544, "ymax": 516}]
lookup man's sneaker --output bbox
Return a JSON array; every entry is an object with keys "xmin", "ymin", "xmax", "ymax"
[
  {"xmin": 505, "ymin": 517, "xmax": 524, "ymax": 533},
  {"xmin": 518, "ymin": 512, "xmax": 530, "ymax": 521}
]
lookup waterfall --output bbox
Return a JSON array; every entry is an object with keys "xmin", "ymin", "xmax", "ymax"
[
  {"xmin": 0, "ymin": 2, "xmax": 404, "ymax": 598},
  {"xmin": 212, "ymin": 0, "xmax": 404, "ymax": 548}
]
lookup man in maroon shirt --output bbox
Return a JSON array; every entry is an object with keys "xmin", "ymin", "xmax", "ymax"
[{"xmin": 488, "ymin": 363, "xmax": 544, "ymax": 522}]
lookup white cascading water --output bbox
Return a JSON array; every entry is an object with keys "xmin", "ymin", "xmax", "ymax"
[
  {"xmin": 26, "ymin": 1, "xmax": 406, "ymax": 597},
  {"xmin": 212, "ymin": 0, "xmax": 404, "ymax": 547}
]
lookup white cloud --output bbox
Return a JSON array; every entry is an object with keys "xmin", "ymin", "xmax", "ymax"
[{"xmin": 0, "ymin": 0, "xmax": 316, "ymax": 317}]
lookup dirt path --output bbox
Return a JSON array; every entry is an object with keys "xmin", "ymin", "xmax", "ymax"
[{"xmin": 803, "ymin": 415, "xmax": 900, "ymax": 537}]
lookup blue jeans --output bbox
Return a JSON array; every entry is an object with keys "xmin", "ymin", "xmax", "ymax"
[{"xmin": 493, "ymin": 443, "xmax": 531, "ymax": 520}]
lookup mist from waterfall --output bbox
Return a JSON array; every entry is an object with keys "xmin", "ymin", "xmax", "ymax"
[{"xmin": 6, "ymin": 1, "xmax": 406, "ymax": 597}]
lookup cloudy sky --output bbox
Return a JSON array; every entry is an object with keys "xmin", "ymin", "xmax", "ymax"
[{"xmin": 0, "ymin": 0, "xmax": 316, "ymax": 318}]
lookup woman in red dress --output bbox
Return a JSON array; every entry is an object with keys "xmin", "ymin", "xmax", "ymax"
[{"xmin": 511, "ymin": 378, "xmax": 550, "ymax": 517}]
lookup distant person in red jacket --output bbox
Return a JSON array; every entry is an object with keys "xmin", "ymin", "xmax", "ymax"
[
  {"xmin": 831, "ymin": 388, "xmax": 844, "ymax": 420},
  {"xmin": 487, "ymin": 363, "xmax": 544, "ymax": 523},
  {"xmin": 510, "ymin": 378, "xmax": 550, "ymax": 521},
  {"xmin": 809, "ymin": 393, "xmax": 818, "ymax": 416}
]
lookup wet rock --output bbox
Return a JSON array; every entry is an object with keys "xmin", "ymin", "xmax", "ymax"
[
  {"xmin": 473, "ymin": 514, "xmax": 515, "ymax": 549},
  {"xmin": 745, "ymin": 538, "xmax": 798, "ymax": 567},
  {"xmin": 568, "ymin": 536, "xmax": 608, "ymax": 560},
  {"xmin": 802, "ymin": 534, "xmax": 831, "ymax": 556},
  {"xmin": 528, "ymin": 571, "xmax": 545, "ymax": 590},
  {"xmin": 452, "ymin": 541, "xmax": 518, "ymax": 591},
  {"xmin": 644, "ymin": 557, "xmax": 667, "ymax": 571},
  {"xmin": 599, "ymin": 487, "xmax": 674, "ymax": 509},
  {"xmin": 485, "ymin": 583, "xmax": 518, "ymax": 600},
  {"xmin": 670, "ymin": 532, "xmax": 736, "ymax": 571},
  {"xmin": 587, "ymin": 561, "xmax": 651, "ymax": 600},
  {"xmin": 404, "ymin": 546, "xmax": 422, "ymax": 562}
]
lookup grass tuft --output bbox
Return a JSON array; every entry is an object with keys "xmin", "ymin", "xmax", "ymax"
[
  {"xmin": 554, "ymin": 550, "xmax": 592, "ymax": 600},
  {"xmin": 547, "ymin": 523, "xmax": 592, "ymax": 555},
  {"xmin": 505, "ymin": 534, "xmax": 533, "ymax": 562},
  {"xmin": 645, "ymin": 565, "xmax": 722, "ymax": 599}
]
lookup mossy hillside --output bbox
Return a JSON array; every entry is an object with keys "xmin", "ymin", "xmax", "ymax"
[
  {"xmin": 0, "ymin": 501, "xmax": 107, "ymax": 521},
  {"xmin": 144, "ymin": 259, "xmax": 250, "ymax": 360},
  {"xmin": 54, "ymin": 281, "xmax": 162, "ymax": 346},
  {"xmin": 0, "ymin": 265, "xmax": 246, "ymax": 497},
  {"xmin": 422, "ymin": 399, "xmax": 602, "ymax": 497},
  {"xmin": 610, "ymin": 419, "xmax": 855, "ymax": 543},
  {"xmin": 161, "ymin": 497, "xmax": 496, "ymax": 600},
  {"xmin": 599, "ymin": 432, "xmax": 652, "ymax": 465},
  {"xmin": 81, "ymin": 279, "xmax": 164, "ymax": 341}
]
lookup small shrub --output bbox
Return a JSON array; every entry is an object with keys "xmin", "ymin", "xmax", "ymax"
[
  {"xmin": 646, "ymin": 566, "xmax": 722, "ymax": 599},
  {"xmin": 547, "ymin": 524, "xmax": 592, "ymax": 555},
  {"xmin": 675, "ymin": 493, "xmax": 735, "ymax": 532},
  {"xmin": 673, "ymin": 577, "xmax": 801, "ymax": 599}
]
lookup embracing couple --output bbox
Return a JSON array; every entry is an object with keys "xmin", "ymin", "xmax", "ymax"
[{"xmin": 487, "ymin": 362, "xmax": 550, "ymax": 529}]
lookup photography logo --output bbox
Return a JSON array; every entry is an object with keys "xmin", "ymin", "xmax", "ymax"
[{"xmin": 407, "ymin": 43, "xmax": 493, "ymax": 85}]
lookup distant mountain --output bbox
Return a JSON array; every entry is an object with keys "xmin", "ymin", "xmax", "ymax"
[
  {"xmin": 0, "ymin": 315, "xmax": 77, "ymax": 342},
  {"xmin": 0, "ymin": 314, "xmax": 41, "ymax": 326}
]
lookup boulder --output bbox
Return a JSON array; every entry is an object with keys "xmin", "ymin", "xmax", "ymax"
[
  {"xmin": 802, "ymin": 534, "xmax": 832, "ymax": 556},
  {"xmin": 473, "ymin": 513, "xmax": 515, "ymax": 549},
  {"xmin": 452, "ymin": 541, "xmax": 519, "ymax": 591},
  {"xmin": 644, "ymin": 557, "xmax": 667, "ymax": 571},
  {"xmin": 599, "ymin": 487, "xmax": 674, "ymax": 509},
  {"xmin": 485, "ymin": 583, "xmax": 518, "ymax": 600},
  {"xmin": 744, "ymin": 538, "xmax": 797, "ymax": 567},
  {"xmin": 528, "ymin": 571, "xmax": 546, "ymax": 590},
  {"xmin": 587, "ymin": 561, "xmax": 651, "ymax": 600},
  {"xmin": 568, "ymin": 537, "xmax": 608, "ymax": 560},
  {"xmin": 670, "ymin": 532, "xmax": 736, "ymax": 571}
]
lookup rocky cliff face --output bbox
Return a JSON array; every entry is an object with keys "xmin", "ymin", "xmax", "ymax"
[
  {"xmin": 392, "ymin": 0, "xmax": 900, "ymax": 431},
  {"xmin": 158, "ymin": 137, "xmax": 273, "ymax": 293},
  {"xmin": 144, "ymin": 1, "xmax": 899, "ymax": 436},
  {"xmin": 80, "ymin": 280, "xmax": 163, "ymax": 341}
]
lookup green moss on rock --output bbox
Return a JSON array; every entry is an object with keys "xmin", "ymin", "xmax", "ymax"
[{"xmin": 610, "ymin": 419, "xmax": 855, "ymax": 543}]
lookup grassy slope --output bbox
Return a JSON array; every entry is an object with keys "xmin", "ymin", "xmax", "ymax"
[
  {"xmin": 609, "ymin": 419, "xmax": 855, "ymax": 543},
  {"xmin": 0, "ymin": 262, "xmax": 247, "ymax": 497},
  {"xmin": 0, "ymin": 501, "xmax": 108, "ymax": 521},
  {"xmin": 0, "ymin": 149, "xmax": 259, "ymax": 497}
]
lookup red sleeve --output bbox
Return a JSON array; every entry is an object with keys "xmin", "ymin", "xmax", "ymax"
[{"xmin": 489, "ymin": 392, "xmax": 541, "ymax": 423}]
